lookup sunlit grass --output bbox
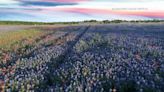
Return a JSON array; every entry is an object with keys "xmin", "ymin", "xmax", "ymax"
[{"xmin": 0, "ymin": 29, "xmax": 45, "ymax": 50}]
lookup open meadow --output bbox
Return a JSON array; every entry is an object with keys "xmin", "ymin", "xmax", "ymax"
[{"xmin": 0, "ymin": 23, "xmax": 164, "ymax": 92}]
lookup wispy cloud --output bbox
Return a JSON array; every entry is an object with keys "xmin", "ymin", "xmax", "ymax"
[{"xmin": 20, "ymin": 1, "xmax": 76, "ymax": 6}]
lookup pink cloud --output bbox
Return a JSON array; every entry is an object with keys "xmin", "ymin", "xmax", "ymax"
[{"xmin": 51, "ymin": 7, "xmax": 164, "ymax": 18}]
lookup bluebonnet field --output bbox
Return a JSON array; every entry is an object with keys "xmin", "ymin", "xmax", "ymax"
[{"xmin": 0, "ymin": 23, "xmax": 164, "ymax": 92}]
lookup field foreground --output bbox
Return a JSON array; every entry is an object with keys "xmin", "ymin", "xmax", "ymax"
[{"xmin": 0, "ymin": 23, "xmax": 164, "ymax": 92}]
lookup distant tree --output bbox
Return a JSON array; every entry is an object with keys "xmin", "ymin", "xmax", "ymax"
[
  {"xmin": 102, "ymin": 20, "xmax": 110, "ymax": 23},
  {"xmin": 111, "ymin": 20, "xmax": 123, "ymax": 23},
  {"xmin": 83, "ymin": 20, "xmax": 97, "ymax": 23}
]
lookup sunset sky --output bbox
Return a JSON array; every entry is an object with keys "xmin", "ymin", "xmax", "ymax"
[{"xmin": 0, "ymin": 0, "xmax": 164, "ymax": 22}]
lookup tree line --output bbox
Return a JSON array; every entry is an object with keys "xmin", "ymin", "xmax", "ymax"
[{"xmin": 0, "ymin": 19, "xmax": 164, "ymax": 25}]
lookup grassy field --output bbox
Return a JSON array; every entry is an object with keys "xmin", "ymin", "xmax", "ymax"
[{"xmin": 0, "ymin": 29, "xmax": 46, "ymax": 50}]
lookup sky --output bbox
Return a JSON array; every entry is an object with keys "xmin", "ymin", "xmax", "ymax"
[{"xmin": 0, "ymin": 0, "xmax": 164, "ymax": 22}]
